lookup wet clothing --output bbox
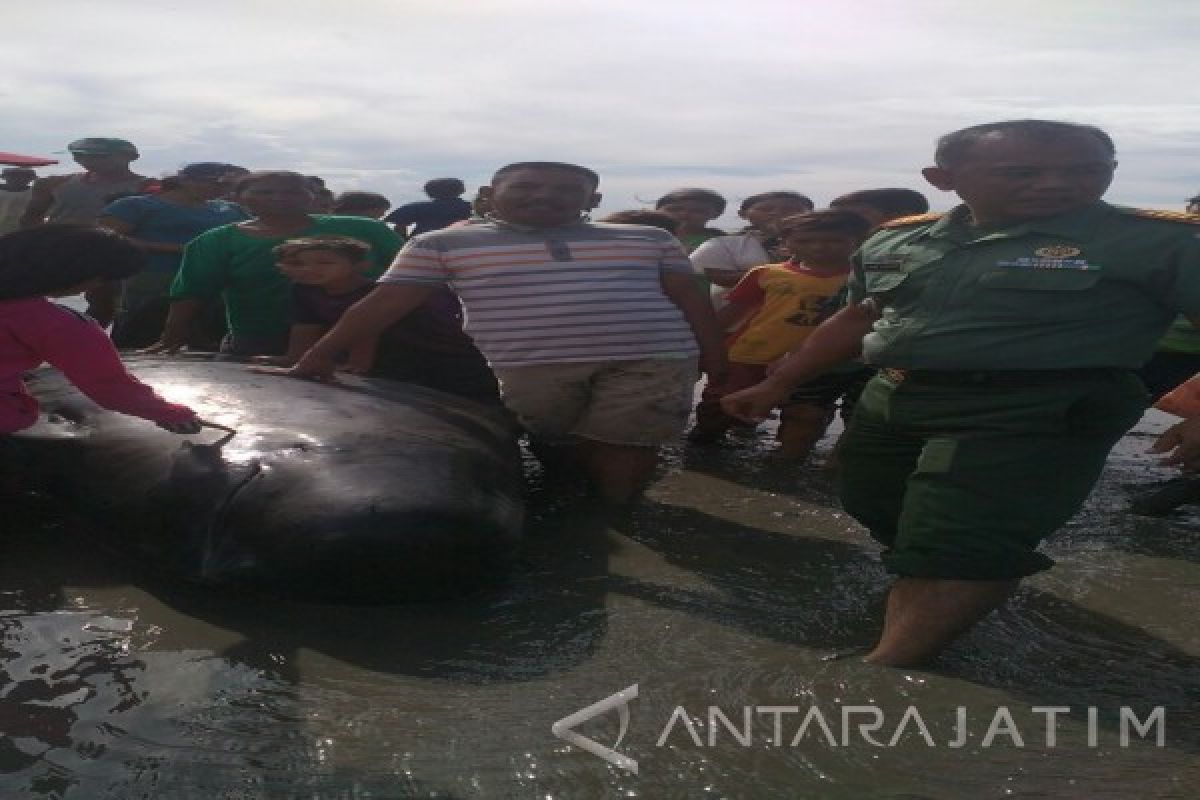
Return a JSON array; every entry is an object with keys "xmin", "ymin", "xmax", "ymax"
[
  {"xmin": 170, "ymin": 216, "xmax": 403, "ymax": 348},
  {"xmin": 839, "ymin": 203, "xmax": 1200, "ymax": 580},
  {"xmin": 291, "ymin": 283, "xmax": 499, "ymax": 403},
  {"xmin": 0, "ymin": 297, "xmax": 195, "ymax": 433},
  {"xmin": 45, "ymin": 173, "xmax": 149, "ymax": 224},
  {"xmin": 385, "ymin": 197, "xmax": 472, "ymax": 236},
  {"xmin": 379, "ymin": 218, "xmax": 698, "ymax": 368}
]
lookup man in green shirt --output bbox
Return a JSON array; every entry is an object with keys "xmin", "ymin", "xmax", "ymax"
[
  {"xmin": 144, "ymin": 171, "xmax": 402, "ymax": 356},
  {"xmin": 721, "ymin": 119, "xmax": 1200, "ymax": 667}
]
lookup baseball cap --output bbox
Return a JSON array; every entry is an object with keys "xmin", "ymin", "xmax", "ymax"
[{"xmin": 65, "ymin": 138, "xmax": 139, "ymax": 156}]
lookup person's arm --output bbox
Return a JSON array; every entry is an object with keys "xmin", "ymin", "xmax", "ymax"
[
  {"xmin": 141, "ymin": 230, "xmax": 228, "ymax": 353},
  {"xmin": 17, "ymin": 176, "xmax": 64, "ymax": 228},
  {"xmin": 97, "ymin": 214, "xmax": 184, "ymax": 255},
  {"xmin": 283, "ymin": 324, "xmax": 326, "ymax": 365},
  {"xmin": 1150, "ymin": 417, "xmax": 1200, "ymax": 472},
  {"xmin": 25, "ymin": 304, "xmax": 200, "ymax": 430},
  {"xmin": 248, "ymin": 323, "xmax": 328, "ymax": 367},
  {"xmin": 716, "ymin": 268, "xmax": 768, "ymax": 330},
  {"xmin": 343, "ymin": 336, "xmax": 379, "ymax": 374},
  {"xmin": 660, "ymin": 271, "xmax": 727, "ymax": 380},
  {"xmin": 288, "ymin": 284, "xmax": 434, "ymax": 381},
  {"xmin": 715, "ymin": 299, "xmax": 758, "ymax": 330},
  {"xmin": 721, "ymin": 301, "xmax": 879, "ymax": 422}
]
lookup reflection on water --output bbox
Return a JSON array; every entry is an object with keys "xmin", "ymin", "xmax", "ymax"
[{"xmin": 2, "ymin": 413, "xmax": 1199, "ymax": 798}]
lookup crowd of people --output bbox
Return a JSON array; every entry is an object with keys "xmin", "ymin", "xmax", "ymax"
[{"xmin": 3, "ymin": 119, "xmax": 1200, "ymax": 668}]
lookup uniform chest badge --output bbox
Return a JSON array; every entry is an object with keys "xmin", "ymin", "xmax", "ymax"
[
  {"xmin": 863, "ymin": 256, "xmax": 906, "ymax": 271},
  {"xmin": 1034, "ymin": 245, "xmax": 1081, "ymax": 258}
]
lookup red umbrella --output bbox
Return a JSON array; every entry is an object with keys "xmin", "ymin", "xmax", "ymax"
[{"xmin": 0, "ymin": 151, "xmax": 59, "ymax": 167}]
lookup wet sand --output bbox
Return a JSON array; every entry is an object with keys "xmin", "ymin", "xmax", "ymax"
[{"xmin": 2, "ymin": 412, "xmax": 1198, "ymax": 798}]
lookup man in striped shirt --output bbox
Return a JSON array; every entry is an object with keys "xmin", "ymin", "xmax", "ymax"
[{"xmin": 288, "ymin": 162, "xmax": 727, "ymax": 503}]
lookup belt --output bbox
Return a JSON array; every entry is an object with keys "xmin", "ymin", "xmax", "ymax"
[{"xmin": 879, "ymin": 367, "xmax": 1125, "ymax": 387}]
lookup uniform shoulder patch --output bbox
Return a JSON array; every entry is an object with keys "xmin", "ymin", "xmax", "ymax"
[
  {"xmin": 880, "ymin": 212, "xmax": 945, "ymax": 229},
  {"xmin": 1117, "ymin": 207, "xmax": 1200, "ymax": 225}
]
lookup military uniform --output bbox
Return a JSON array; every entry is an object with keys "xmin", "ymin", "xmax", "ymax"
[{"xmin": 837, "ymin": 202, "xmax": 1200, "ymax": 580}]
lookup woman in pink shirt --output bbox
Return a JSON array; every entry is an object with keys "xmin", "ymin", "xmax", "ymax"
[{"xmin": 0, "ymin": 225, "xmax": 201, "ymax": 434}]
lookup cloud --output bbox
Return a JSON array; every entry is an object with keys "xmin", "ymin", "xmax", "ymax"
[{"xmin": 0, "ymin": 0, "xmax": 1195, "ymax": 219}]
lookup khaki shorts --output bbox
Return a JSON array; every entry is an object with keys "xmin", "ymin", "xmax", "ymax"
[{"xmin": 493, "ymin": 358, "xmax": 699, "ymax": 447}]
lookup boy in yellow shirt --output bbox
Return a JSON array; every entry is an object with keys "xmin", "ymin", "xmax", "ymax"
[{"xmin": 689, "ymin": 210, "xmax": 872, "ymax": 458}]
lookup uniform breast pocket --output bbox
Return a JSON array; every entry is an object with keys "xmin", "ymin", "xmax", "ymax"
[
  {"xmin": 975, "ymin": 269, "xmax": 1103, "ymax": 319},
  {"xmin": 864, "ymin": 270, "xmax": 911, "ymax": 295}
]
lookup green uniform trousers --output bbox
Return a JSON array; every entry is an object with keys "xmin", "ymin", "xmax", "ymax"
[{"xmin": 837, "ymin": 369, "xmax": 1148, "ymax": 580}]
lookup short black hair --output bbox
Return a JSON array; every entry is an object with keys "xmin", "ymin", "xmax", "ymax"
[
  {"xmin": 333, "ymin": 191, "xmax": 391, "ymax": 213},
  {"xmin": 830, "ymin": 188, "xmax": 930, "ymax": 217},
  {"xmin": 776, "ymin": 210, "xmax": 873, "ymax": 242},
  {"xmin": 738, "ymin": 191, "xmax": 814, "ymax": 214},
  {"xmin": 491, "ymin": 162, "xmax": 600, "ymax": 189},
  {"xmin": 273, "ymin": 235, "xmax": 372, "ymax": 262},
  {"xmin": 231, "ymin": 170, "xmax": 310, "ymax": 196},
  {"xmin": 935, "ymin": 119, "xmax": 1116, "ymax": 169},
  {"xmin": 1187, "ymin": 194, "xmax": 1200, "ymax": 208},
  {"xmin": 655, "ymin": 188, "xmax": 727, "ymax": 215},
  {"xmin": 423, "ymin": 178, "xmax": 466, "ymax": 199},
  {"xmin": 600, "ymin": 210, "xmax": 680, "ymax": 234},
  {"xmin": 0, "ymin": 225, "xmax": 146, "ymax": 299}
]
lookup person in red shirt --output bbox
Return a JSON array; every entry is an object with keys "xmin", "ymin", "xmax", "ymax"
[{"xmin": 0, "ymin": 225, "xmax": 201, "ymax": 435}]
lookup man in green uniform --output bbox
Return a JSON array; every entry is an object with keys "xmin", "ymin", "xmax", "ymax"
[{"xmin": 721, "ymin": 119, "xmax": 1200, "ymax": 667}]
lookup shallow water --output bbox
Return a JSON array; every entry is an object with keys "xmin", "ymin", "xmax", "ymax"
[{"xmin": 2, "ymin": 411, "xmax": 1199, "ymax": 799}]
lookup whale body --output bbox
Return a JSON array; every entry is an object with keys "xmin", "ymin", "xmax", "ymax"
[{"xmin": 9, "ymin": 357, "xmax": 524, "ymax": 603}]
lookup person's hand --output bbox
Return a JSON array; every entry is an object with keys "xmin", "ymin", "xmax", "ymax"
[
  {"xmin": 158, "ymin": 416, "xmax": 203, "ymax": 434},
  {"xmin": 764, "ymin": 358, "xmax": 783, "ymax": 377},
  {"xmin": 1149, "ymin": 418, "xmax": 1200, "ymax": 472},
  {"xmin": 286, "ymin": 350, "xmax": 339, "ymax": 383},
  {"xmin": 720, "ymin": 380, "xmax": 791, "ymax": 423}
]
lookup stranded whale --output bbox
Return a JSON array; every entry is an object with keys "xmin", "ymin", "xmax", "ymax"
[{"xmin": 8, "ymin": 356, "xmax": 524, "ymax": 603}]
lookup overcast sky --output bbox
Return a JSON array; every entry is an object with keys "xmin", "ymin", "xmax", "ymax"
[{"xmin": 2, "ymin": 0, "xmax": 1197, "ymax": 224}]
